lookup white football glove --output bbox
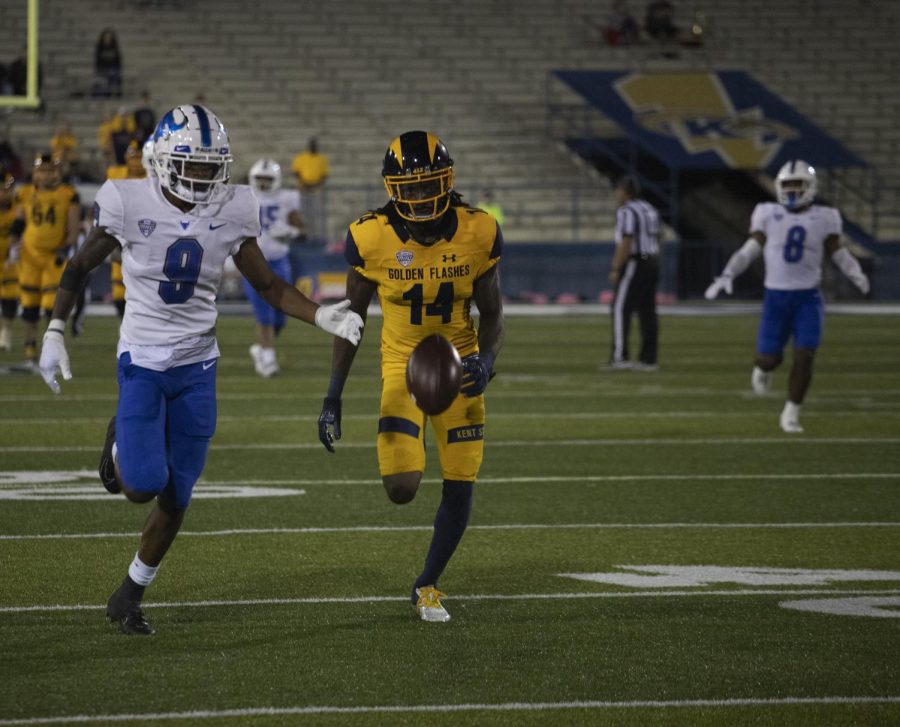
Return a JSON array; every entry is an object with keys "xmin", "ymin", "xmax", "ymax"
[
  {"xmin": 315, "ymin": 299, "xmax": 364, "ymax": 346},
  {"xmin": 704, "ymin": 275, "xmax": 733, "ymax": 300},
  {"xmin": 268, "ymin": 221, "xmax": 302, "ymax": 240},
  {"xmin": 39, "ymin": 319, "xmax": 72, "ymax": 394}
]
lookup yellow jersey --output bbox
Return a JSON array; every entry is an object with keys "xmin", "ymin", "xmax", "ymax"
[
  {"xmin": 0, "ymin": 201, "xmax": 17, "ymax": 260},
  {"xmin": 291, "ymin": 151, "xmax": 329, "ymax": 186},
  {"xmin": 16, "ymin": 184, "xmax": 80, "ymax": 254},
  {"xmin": 347, "ymin": 202, "xmax": 502, "ymax": 365}
]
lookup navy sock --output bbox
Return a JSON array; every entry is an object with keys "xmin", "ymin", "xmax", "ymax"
[{"xmin": 412, "ymin": 480, "xmax": 473, "ymax": 599}]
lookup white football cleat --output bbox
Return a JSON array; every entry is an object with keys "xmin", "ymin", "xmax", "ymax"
[
  {"xmin": 780, "ymin": 401, "xmax": 804, "ymax": 433},
  {"xmin": 751, "ymin": 366, "xmax": 772, "ymax": 395},
  {"xmin": 259, "ymin": 346, "xmax": 280, "ymax": 378},
  {"xmin": 606, "ymin": 359, "xmax": 634, "ymax": 371},
  {"xmin": 249, "ymin": 344, "xmax": 267, "ymax": 377},
  {"xmin": 415, "ymin": 586, "xmax": 451, "ymax": 622}
]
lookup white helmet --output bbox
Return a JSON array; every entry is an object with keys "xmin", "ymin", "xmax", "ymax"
[
  {"xmin": 141, "ymin": 138, "xmax": 156, "ymax": 178},
  {"xmin": 775, "ymin": 159, "xmax": 817, "ymax": 210},
  {"xmin": 152, "ymin": 104, "xmax": 233, "ymax": 204},
  {"xmin": 249, "ymin": 157, "xmax": 282, "ymax": 194}
]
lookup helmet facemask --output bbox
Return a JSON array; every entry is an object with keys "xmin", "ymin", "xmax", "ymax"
[
  {"xmin": 249, "ymin": 158, "xmax": 283, "ymax": 195},
  {"xmin": 155, "ymin": 153, "xmax": 230, "ymax": 205},
  {"xmin": 152, "ymin": 105, "xmax": 233, "ymax": 205},
  {"xmin": 775, "ymin": 160, "xmax": 817, "ymax": 211},
  {"xmin": 384, "ymin": 167, "xmax": 454, "ymax": 222}
]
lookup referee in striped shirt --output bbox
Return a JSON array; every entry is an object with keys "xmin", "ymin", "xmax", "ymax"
[{"xmin": 607, "ymin": 176, "xmax": 660, "ymax": 371}]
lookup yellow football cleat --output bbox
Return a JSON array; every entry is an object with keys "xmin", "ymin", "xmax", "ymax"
[{"xmin": 415, "ymin": 586, "xmax": 451, "ymax": 622}]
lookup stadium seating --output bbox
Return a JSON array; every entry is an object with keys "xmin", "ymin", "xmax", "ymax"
[{"xmin": 1, "ymin": 0, "xmax": 897, "ymax": 240}]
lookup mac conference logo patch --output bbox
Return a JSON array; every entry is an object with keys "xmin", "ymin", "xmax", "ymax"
[
  {"xmin": 395, "ymin": 250, "xmax": 414, "ymax": 267},
  {"xmin": 138, "ymin": 219, "xmax": 157, "ymax": 237}
]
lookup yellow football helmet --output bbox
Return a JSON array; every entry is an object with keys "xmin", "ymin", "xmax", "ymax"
[{"xmin": 382, "ymin": 131, "xmax": 454, "ymax": 222}]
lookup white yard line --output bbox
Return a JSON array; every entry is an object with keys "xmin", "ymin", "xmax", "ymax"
[
  {"xmin": 2, "ymin": 695, "xmax": 900, "ymax": 725},
  {"xmin": 3, "ymin": 588, "xmax": 900, "ymax": 614},
  {"xmin": 2, "ymin": 387, "xmax": 898, "ymax": 403},
  {"xmin": 3, "ymin": 410, "xmax": 898, "ymax": 425},
  {"xmin": 3, "ymin": 520, "xmax": 900, "ymax": 541},
  {"xmin": 2, "ymin": 436, "xmax": 898, "ymax": 453},
  {"xmin": 1, "ymin": 471, "xmax": 897, "ymax": 491}
]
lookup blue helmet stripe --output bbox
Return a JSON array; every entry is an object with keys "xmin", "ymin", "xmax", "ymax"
[{"xmin": 192, "ymin": 105, "xmax": 212, "ymax": 147}]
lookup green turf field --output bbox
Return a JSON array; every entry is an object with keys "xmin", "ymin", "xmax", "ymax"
[{"xmin": 1, "ymin": 310, "xmax": 899, "ymax": 725}]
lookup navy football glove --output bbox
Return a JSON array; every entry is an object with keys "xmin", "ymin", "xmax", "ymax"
[
  {"xmin": 318, "ymin": 396, "xmax": 342, "ymax": 452},
  {"xmin": 461, "ymin": 353, "xmax": 495, "ymax": 397}
]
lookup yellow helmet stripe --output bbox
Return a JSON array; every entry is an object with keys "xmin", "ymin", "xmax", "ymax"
[
  {"xmin": 426, "ymin": 132, "xmax": 439, "ymax": 163},
  {"xmin": 389, "ymin": 137, "xmax": 404, "ymax": 167}
]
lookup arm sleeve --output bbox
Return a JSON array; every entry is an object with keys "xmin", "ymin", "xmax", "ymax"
[{"xmin": 721, "ymin": 238, "xmax": 762, "ymax": 279}]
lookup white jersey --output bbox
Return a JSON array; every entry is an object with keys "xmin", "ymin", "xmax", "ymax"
[
  {"xmin": 750, "ymin": 202, "xmax": 841, "ymax": 291},
  {"xmin": 254, "ymin": 188, "xmax": 301, "ymax": 261},
  {"xmin": 94, "ymin": 179, "xmax": 261, "ymax": 370}
]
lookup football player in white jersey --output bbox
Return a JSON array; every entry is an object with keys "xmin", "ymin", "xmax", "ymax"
[
  {"xmin": 37, "ymin": 105, "xmax": 363, "ymax": 635},
  {"xmin": 705, "ymin": 160, "xmax": 869, "ymax": 433},
  {"xmin": 245, "ymin": 157, "xmax": 304, "ymax": 377}
]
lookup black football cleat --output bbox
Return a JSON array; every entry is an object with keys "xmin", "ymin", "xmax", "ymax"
[
  {"xmin": 107, "ymin": 604, "xmax": 156, "ymax": 636},
  {"xmin": 107, "ymin": 590, "xmax": 155, "ymax": 636},
  {"xmin": 98, "ymin": 416, "xmax": 121, "ymax": 494}
]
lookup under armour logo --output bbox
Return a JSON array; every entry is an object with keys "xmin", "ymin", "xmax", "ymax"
[{"xmin": 442, "ymin": 254, "xmax": 457, "ymax": 263}]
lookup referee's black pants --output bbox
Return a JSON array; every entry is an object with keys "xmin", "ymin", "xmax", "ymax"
[{"xmin": 610, "ymin": 255, "xmax": 659, "ymax": 365}]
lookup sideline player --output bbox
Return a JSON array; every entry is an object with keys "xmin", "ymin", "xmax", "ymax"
[
  {"xmin": 38, "ymin": 105, "xmax": 363, "ymax": 635},
  {"xmin": 245, "ymin": 157, "xmax": 305, "ymax": 377},
  {"xmin": 0, "ymin": 174, "xmax": 19, "ymax": 350},
  {"xmin": 9, "ymin": 154, "xmax": 80, "ymax": 363},
  {"xmin": 317, "ymin": 130, "xmax": 505, "ymax": 622},
  {"xmin": 705, "ymin": 159, "xmax": 869, "ymax": 433}
]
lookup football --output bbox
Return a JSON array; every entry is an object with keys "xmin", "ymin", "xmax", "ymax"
[{"xmin": 405, "ymin": 334, "xmax": 463, "ymax": 415}]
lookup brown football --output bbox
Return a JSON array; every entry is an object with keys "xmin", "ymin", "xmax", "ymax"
[{"xmin": 406, "ymin": 334, "xmax": 463, "ymax": 415}]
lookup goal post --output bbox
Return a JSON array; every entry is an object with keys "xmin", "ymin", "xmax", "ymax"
[{"xmin": 0, "ymin": 0, "xmax": 41, "ymax": 109}]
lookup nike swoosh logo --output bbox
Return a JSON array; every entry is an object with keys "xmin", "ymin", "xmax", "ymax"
[
  {"xmin": 202, "ymin": 360, "xmax": 216, "ymax": 370},
  {"xmin": 209, "ymin": 222, "xmax": 227, "ymax": 230}
]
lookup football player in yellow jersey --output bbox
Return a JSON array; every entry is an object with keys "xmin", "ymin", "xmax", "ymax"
[
  {"xmin": 10, "ymin": 154, "xmax": 81, "ymax": 362},
  {"xmin": 318, "ymin": 131, "xmax": 505, "ymax": 622},
  {"xmin": 0, "ymin": 174, "xmax": 20, "ymax": 351},
  {"xmin": 105, "ymin": 142, "xmax": 146, "ymax": 317}
]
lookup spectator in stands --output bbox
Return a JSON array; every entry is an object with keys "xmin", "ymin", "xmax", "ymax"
[
  {"xmin": 50, "ymin": 123, "xmax": 80, "ymax": 181},
  {"xmin": 108, "ymin": 106, "xmax": 138, "ymax": 165},
  {"xmin": 133, "ymin": 91, "xmax": 156, "ymax": 144},
  {"xmin": 0, "ymin": 136, "xmax": 24, "ymax": 180},
  {"xmin": 9, "ymin": 52, "xmax": 28, "ymax": 96},
  {"xmin": 93, "ymin": 28, "xmax": 122, "ymax": 98},
  {"xmin": 645, "ymin": 1, "xmax": 679, "ymax": 42},
  {"xmin": 478, "ymin": 189, "xmax": 506, "ymax": 225},
  {"xmin": 8, "ymin": 49, "xmax": 42, "ymax": 104},
  {"xmin": 291, "ymin": 137, "xmax": 329, "ymax": 243},
  {"xmin": 603, "ymin": 1, "xmax": 640, "ymax": 46}
]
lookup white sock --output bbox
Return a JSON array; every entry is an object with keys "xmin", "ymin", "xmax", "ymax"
[
  {"xmin": 128, "ymin": 552, "xmax": 160, "ymax": 586},
  {"xmin": 261, "ymin": 347, "xmax": 276, "ymax": 366},
  {"xmin": 783, "ymin": 401, "xmax": 801, "ymax": 418}
]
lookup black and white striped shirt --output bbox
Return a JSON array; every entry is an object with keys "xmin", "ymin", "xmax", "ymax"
[{"xmin": 615, "ymin": 199, "xmax": 660, "ymax": 257}]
